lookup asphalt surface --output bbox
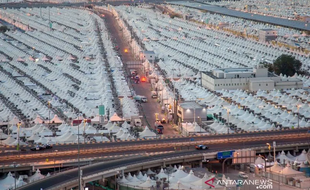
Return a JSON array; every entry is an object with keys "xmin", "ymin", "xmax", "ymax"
[
  {"xmin": 170, "ymin": 1, "xmax": 310, "ymax": 31},
  {"xmin": 3, "ymin": 128, "xmax": 310, "ymax": 154},
  {"xmin": 18, "ymin": 137, "xmax": 310, "ymax": 190},
  {"xmin": 102, "ymin": 9, "xmax": 178, "ymax": 136}
]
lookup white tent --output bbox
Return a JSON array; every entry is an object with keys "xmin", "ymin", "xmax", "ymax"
[
  {"xmin": 146, "ymin": 168, "xmax": 156, "ymax": 175},
  {"xmin": 91, "ymin": 115, "xmax": 100, "ymax": 124},
  {"xmin": 28, "ymin": 169, "xmax": 45, "ymax": 182},
  {"xmin": 0, "ymin": 172, "xmax": 15, "ymax": 190},
  {"xmin": 10, "ymin": 176, "xmax": 27, "ymax": 189},
  {"xmin": 127, "ymin": 175, "xmax": 142, "ymax": 186},
  {"xmin": 51, "ymin": 115, "xmax": 62, "ymax": 123},
  {"xmin": 139, "ymin": 126, "xmax": 156, "ymax": 138},
  {"xmin": 138, "ymin": 177, "xmax": 156, "ymax": 188},
  {"xmin": 167, "ymin": 181, "xmax": 189, "ymax": 190},
  {"xmin": 118, "ymin": 176, "xmax": 130, "ymax": 184},
  {"xmin": 179, "ymin": 170, "xmax": 200, "ymax": 183},
  {"xmin": 277, "ymin": 151, "xmax": 294, "ymax": 164},
  {"xmin": 191, "ymin": 174, "xmax": 216, "ymax": 189},
  {"xmin": 126, "ymin": 173, "xmax": 133, "ymax": 181},
  {"xmin": 296, "ymin": 150, "xmax": 308, "ymax": 162},
  {"xmin": 33, "ymin": 115, "xmax": 44, "ymax": 124},
  {"xmin": 172, "ymin": 168, "xmax": 188, "ymax": 179},
  {"xmin": 157, "ymin": 168, "xmax": 168, "ymax": 179}
]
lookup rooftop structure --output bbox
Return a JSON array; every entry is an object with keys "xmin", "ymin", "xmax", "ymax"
[{"xmin": 202, "ymin": 64, "xmax": 303, "ymax": 91}]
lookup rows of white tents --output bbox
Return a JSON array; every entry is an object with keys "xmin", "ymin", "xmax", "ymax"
[
  {"xmin": 0, "ymin": 121, "xmax": 157, "ymax": 145},
  {"xmin": 118, "ymin": 166, "xmax": 225, "ymax": 190},
  {"xmin": 0, "ymin": 169, "xmax": 48, "ymax": 190}
]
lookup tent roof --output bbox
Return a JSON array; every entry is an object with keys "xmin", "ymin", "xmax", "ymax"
[
  {"xmin": 51, "ymin": 115, "xmax": 63, "ymax": 123},
  {"xmin": 179, "ymin": 170, "xmax": 200, "ymax": 183},
  {"xmin": 138, "ymin": 177, "xmax": 156, "ymax": 188},
  {"xmin": 270, "ymin": 162, "xmax": 284, "ymax": 172},
  {"xmin": 110, "ymin": 113, "xmax": 123, "ymax": 122}
]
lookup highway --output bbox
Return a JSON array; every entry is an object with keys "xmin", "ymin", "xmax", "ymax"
[
  {"xmin": 2, "ymin": 133, "xmax": 309, "ymax": 164},
  {"xmin": 18, "ymin": 137, "xmax": 310, "ymax": 190},
  {"xmin": 3, "ymin": 128, "xmax": 309, "ymax": 153}
]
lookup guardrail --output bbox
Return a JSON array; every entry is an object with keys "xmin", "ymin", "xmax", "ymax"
[
  {"xmin": 17, "ymin": 141, "xmax": 310, "ymax": 190},
  {"xmin": 2, "ymin": 133, "xmax": 309, "ymax": 162}
]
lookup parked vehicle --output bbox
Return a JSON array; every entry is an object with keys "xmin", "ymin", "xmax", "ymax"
[
  {"xmin": 195, "ymin": 145, "xmax": 208, "ymax": 150},
  {"xmin": 134, "ymin": 119, "xmax": 142, "ymax": 127},
  {"xmin": 134, "ymin": 95, "xmax": 147, "ymax": 103}
]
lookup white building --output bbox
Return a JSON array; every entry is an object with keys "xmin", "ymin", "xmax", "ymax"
[
  {"xmin": 201, "ymin": 64, "xmax": 303, "ymax": 92},
  {"xmin": 258, "ymin": 29, "xmax": 278, "ymax": 42}
]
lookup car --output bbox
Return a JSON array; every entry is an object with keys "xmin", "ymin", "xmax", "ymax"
[
  {"xmin": 195, "ymin": 145, "xmax": 208, "ymax": 150},
  {"xmin": 30, "ymin": 146, "xmax": 44, "ymax": 151},
  {"xmin": 43, "ymin": 144, "xmax": 53, "ymax": 149},
  {"xmin": 238, "ymin": 172, "xmax": 248, "ymax": 179}
]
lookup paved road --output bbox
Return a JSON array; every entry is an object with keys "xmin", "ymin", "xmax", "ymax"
[
  {"xmin": 102, "ymin": 9, "xmax": 178, "ymax": 136},
  {"xmin": 170, "ymin": 1, "xmax": 310, "ymax": 31},
  {"xmin": 18, "ymin": 137, "xmax": 310, "ymax": 190},
  {"xmin": 3, "ymin": 128, "xmax": 310, "ymax": 153}
]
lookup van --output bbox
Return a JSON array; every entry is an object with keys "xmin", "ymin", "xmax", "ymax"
[
  {"xmin": 134, "ymin": 95, "xmax": 147, "ymax": 103},
  {"xmin": 151, "ymin": 91, "xmax": 158, "ymax": 98}
]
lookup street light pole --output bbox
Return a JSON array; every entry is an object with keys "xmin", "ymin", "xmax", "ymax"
[
  {"xmin": 17, "ymin": 122, "xmax": 21, "ymax": 151},
  {"xmin": 83, "ymin": 119, "xmax": 87, "ymax": 144},
  {"xmin": 227, "ymin": 109, "xmax": 230, "ymax": 134},
  {"xmin": 273, "ymin": 141, "xmax": 276, "ymax": 163},
  {"xmin": 297, "ymin": 105, "xmax": 301, "ymax": 135},
  {"xmin": 78, "ymin": 115, "xmax": 81, "ymax": 190},
  {"xmin": 14, "ymin": 162, "xmax": 16, "ymax": 190}
]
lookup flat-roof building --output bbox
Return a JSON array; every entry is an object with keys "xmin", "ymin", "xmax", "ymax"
[{"xmin": 201, "ymin": 64, "xmax": 303, "ymax": 91}]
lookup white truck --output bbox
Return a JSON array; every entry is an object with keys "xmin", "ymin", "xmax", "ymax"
[{"xmin": 134, "ymin": 95, "xmax": 147, "ymax": 103}]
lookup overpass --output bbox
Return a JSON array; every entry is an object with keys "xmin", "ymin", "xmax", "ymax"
[
  {"xmin": 1, "ymin": 130, "xmax": 309, "ymax": 168},
  {"xmin": 18, "ymin": 137, "xmax": 310, "ymax": 190},
  {"xmin": 169, "ymin": 1, "xmax": 310, "ymax": 31}
]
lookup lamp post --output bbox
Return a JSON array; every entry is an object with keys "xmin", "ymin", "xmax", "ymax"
[
  {"xmin": 54, "ymin": 150, "xmax": 58, "ymax": 174},
  {"xmin": 83, "ymin": 119, "xmax": 87, "ymax": 144},
  {"xmin": 266, "ymin": 143, "xmax": 271, "ymax": 161},
  {"xmin": 13, "ymin": 161, "xmax": 17, "ymax": 190},
  {"xmin": 297, "ymin": 104, "xmax": 301, "ymax": 135},
  {"xmin": 77, "ymin": 113, "xmax": 81, "ymax": 190},
  {"xmin": 17, "ymin": 122, "xmax": 21, "ymax": 151},
  {"xmin": 48, "ymin": 101, "xmax": 51, "ymax": 128},
  {"xmin": 227, "ymin": 109, "xmax": 230, "ymax": 134},
  {"xmin": 273, "ymin": 141, "xmax": 276, "ymax": 163}
]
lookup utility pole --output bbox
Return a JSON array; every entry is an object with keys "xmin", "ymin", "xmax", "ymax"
[
  {"xmin": 273, "ymin": 141, "xmax": 276, "ymax": 163},
  {"xmin": 17, "ymin": 122, "xmax": 21, "ymax": 151},
  {"xmin": 77, "ymin": 114, "xmax": 81, "ymax": 190}
]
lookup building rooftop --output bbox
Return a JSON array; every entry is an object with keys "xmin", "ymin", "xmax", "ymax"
[
  {"xmin": 179, "ymin": 101, "xmax": 203, "ymax": 109},
  {"xmin": 143, "ymin": 51, "xmax": 155, "ymax": 54},
  {"xmin": 260, "ymin": 29, "xmax": 276, "ymax": 31}
]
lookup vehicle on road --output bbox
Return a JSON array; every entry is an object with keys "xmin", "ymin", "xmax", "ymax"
[
  {"xmin": 30, "ymin": 145, "xmax": 44, "ymax": 151},
  {"xmin": 238, "ymin": 172, "xmax": 248, "ymax": 179},
  {"xmin": 30, "ymin": 144, "xmax": 52, "ymax": 151},
  {"xmin": 42, "ymin": 144, "xmax": 53, "ymax": 149},
  {"xmin": 157, "ymin": 125, "xmax": 164, "ymax": 134},
  {"xmin": 151, "ymin": 91, "xmax": 158, "ymax": 98},
  {"xmin": 195, "ymin": 145, "xmax": 208, "ymax": 150},
  {"xmin": 134, "ymin": 95, "xmax": 147, "ymax": 103}
]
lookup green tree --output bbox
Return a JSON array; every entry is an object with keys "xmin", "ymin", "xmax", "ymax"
[{"xmin": 273, "ymin": 54, "xmax": 302, "ymax": 76}]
